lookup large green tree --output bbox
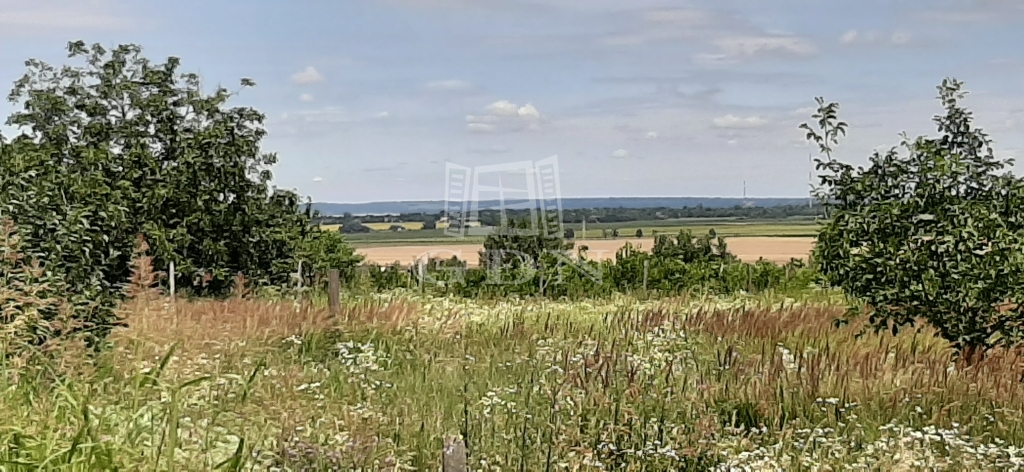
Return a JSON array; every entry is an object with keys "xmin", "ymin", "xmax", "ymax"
[
  {"xmin": 807, "ymin": 79, "xmax": 1024, "ymax": 358},
  {"xmin": 0, "ymin": 41, "xmax": 347, "ymax": 339}
]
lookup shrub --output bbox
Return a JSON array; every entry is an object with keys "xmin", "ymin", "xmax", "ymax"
[{"xmin": 807, "ymin": 79, "xmax": 1024, "ymax": 358}]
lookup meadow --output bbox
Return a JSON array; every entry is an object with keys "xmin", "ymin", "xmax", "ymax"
[{"xmin": 6, "ymin": 285, "xmax": 1024, "ymax": 470}]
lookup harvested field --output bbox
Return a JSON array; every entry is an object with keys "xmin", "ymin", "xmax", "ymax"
[{"xmin": 357, "ymin": 236, "xmax": 815, "ymax": 266}]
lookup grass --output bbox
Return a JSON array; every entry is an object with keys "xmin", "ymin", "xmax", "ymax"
[{"xmin": 5, "ymin": 287, "xmax": 1024, "ymax": 470}]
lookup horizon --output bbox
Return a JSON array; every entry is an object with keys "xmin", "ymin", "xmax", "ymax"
[
  {"xmin": 312, "ymin": 195, "xmax": 814, "ymax": 205},
  {"xmin": 2, "ymin": 1, "xmax": 1023, "ymax": 202}
]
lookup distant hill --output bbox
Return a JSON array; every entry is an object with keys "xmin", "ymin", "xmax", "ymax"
[{"xmin": 310, "ymin": 197, "xmax": 812, "ymax": 216}]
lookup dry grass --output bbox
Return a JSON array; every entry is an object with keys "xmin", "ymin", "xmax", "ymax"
[{"xmin": 5, "ymin": 285, "xmax": 1024, "ymax": 469}]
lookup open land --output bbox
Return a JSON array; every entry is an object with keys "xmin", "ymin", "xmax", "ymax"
[{"xmin": 356, "ymin": 236, "xmax": 816, "ymax": 265}]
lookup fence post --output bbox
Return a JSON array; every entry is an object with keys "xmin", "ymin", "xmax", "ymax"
[
  {"xmin": 442, "ymin": 436, "xmax": 468, "ymax": 472},
  {"xmin": 418, "ymin": 259, "xmax": 425, "ymax": 293},
  {"xmin": 169, "ymin": 262, "xmax": 176, "ymax": 301},
  {"xmin": 328, "ymin": 269, "xmax": 340, "ymax": 316},
  {"xmin": 643, "ymin": 259, "xmax": 649, "ymax": 292}
]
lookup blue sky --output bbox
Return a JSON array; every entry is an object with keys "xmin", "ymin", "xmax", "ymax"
[{"xmin": 2, "ymin": 0, "xmax": 1023, "ymax": 202}]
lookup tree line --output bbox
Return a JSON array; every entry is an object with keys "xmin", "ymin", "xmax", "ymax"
[{"xmin": 314, "ymin": 204, "xmax": 822, "ymax": 229}]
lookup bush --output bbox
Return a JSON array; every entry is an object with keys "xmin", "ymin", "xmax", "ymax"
[{"xmin": 807, "ymin": 78, "xmax": 1024, "ymax": 357}]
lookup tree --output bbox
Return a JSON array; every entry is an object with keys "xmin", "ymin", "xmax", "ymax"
[
  {"xmin": 612, "ymin": 229, "xmax": 620, "ymax": 239},
  {"xmin": 0, "ymin": 41, "xmax": 336, "ymax": 340},
  {"xmin": 807, "ymin": 78, "xmax": 1024, "ymax": 359},
  {"xmin": 564, "ymin": 228, "xmax": 575, "ymax": 240},
  {"xmin": 421, "ymin": 216, "xmax": 437, "ymax": 230},
  {"xmin": 299, "ymin": 231, "xmax": 363, "ymax": 286},
  {"xmin": 635, "ymin": 228, "xmax": 644, "ymax": 238},
  {"xmin": 340, "ymin": 221, "xmax": 371, "ymax": 233}
]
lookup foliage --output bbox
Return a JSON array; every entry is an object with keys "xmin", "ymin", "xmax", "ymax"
[
  {"xmin": 420, "ymin": 216, "xmax": 437, "ymax": 230},
  {"xmin": 339, "ymin": 220, "xmax": 371, "ymax": 234},
  {"xmin": 0, "ymin": 41, "xmax": 345, "ymax": 341},
  {"xmin": 0, "ymin": 220, "xmax": 84, "ymax": 348},
  {"xmin": 808, "ymin": 79, "xmax": 1024, "ymax": 355},
  {"xmin": 297, "ymin": 230, "xmax": 363, "ymax": 287}
]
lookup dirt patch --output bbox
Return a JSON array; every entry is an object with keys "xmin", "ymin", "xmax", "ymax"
[{"xmin": 357, "ymin": 237, "xmax": 815, "ymax": 266}]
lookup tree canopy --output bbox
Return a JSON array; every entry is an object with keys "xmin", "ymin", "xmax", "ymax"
[
  {"xmin": 808, "ymin": 79, "xmax": 1024, "ymax": 357},
  {"xmin": 0, "ymin": 41, "xmax": 358, "ymax": 341}
]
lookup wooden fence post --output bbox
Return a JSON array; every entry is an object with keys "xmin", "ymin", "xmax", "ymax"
[
  {"xmin": 418, "ymin": 259, "xmax": 426, "ymax": 293},
  {"xmin": 643, "ymin": 259, "xmax": 649, "ymax": 292},
  {"xmin": 297, "ymin": 260, "xmax": 303, "ymax": 289},
  {"xmin": 328, "ymin": 269, "xmax": 340, "ymax": 316},
  {"xmin": 442, "ymin": 436, "xmax": 468, "ymax": 472},
  {"xmin": 169, "ymin": 262, "xmax": 176, "ymax": 301}
]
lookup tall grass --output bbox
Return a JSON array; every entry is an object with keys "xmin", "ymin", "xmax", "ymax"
[{"xmin": 4, "ymin": 283, "xmax": 1024, "ymax": 469}]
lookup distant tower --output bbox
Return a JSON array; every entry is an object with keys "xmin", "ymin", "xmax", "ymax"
[
  {"xmin": 808, "ymin": 152, "xmax": 814, "ymax": 209},
  {"xmin": 742, "ymin": 180, "xmax": 754, "ymax": 208}
]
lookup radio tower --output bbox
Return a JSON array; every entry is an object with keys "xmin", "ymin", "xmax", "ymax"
[{"xmin": 808, "ymin": 153, "xmax": 814, "ymax": 209}]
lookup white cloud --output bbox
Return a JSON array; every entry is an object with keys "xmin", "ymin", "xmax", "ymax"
[
  {"xmin": 611, "ymin": 149, "xmax": 630, "ymax": 158},
  {"xmin": 840, "ymin": 30, "xmax": 858, "ymax": 45},
  {"xmin": 891, "ymin": 30, "xmax": 911, "ymax": 45},
  {"xmin": 839, "ymin": 29, "xmax": 911, "ymax": 46},
  {"xmin": 299, "ymin": 93, "xmax": 314, "ymax": 103},
  {"xmin": 466, "ymin": 100, "xmax": 543, "ymax": 133},
  {"xmin": 312, "ymin": 177, "xmax": 324, "ymax": 182},
  {"xmin": 696, "ymin": 35, "xmax": 816, "ymax": 64},
  {"xmin": 717, "ymin": 36, "xmax": 816, "ymax": 57},
  {"xmin": 486, "ymin": 100, "xmax": 520, "ymax": 116},
  {"xmin": 517, "ymin": 103, "xmax": 541, "ymax": 120},
  {"xmin": 374, "ymin": 111, "xmax": 391, "ymax": 119},
  {"xmin": 727, "ymin": 139, "xmax": 738, "ymax": 145},
  {"xmin": 713, "ymin": 115, "xmax": 769, "ymax": 129},
  {"xmin": 426, "ymin": 79, "xmax": 473, "ymax": 91},
  {"xmin": 291, "ymin": 66, "xmax": 325, "ymax": 85},
  {"xmin": 646, "ymin": 131, "xmax": 659, "ymax": 140}
]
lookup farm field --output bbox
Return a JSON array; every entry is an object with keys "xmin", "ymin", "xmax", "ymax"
[
  {"xmin": 9, "ymin": 290, "xmax": 1024, "ymax": 469},
  {"xmin": 342, "ymin": 221, "xmax": 819, "ymax": 246},
  {"xmin": 357, "ymin": 236, "xmax": 816, "ymax": 265}
]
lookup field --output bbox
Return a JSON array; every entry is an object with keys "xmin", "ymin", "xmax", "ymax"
[
  {"xmin": 341, "ymin": 221, "xmax": 818, "ymax": 245},
  {"xmin": 8, "ymin": 290, "xmax": 1024, "ymax": 470},
  {"xmin": 357, "ymin": 236, "xmax": 815, "ymax": 265},
  {"xmin": 320, "ymin": 222, "xmax": 425, "ymax": 232}
]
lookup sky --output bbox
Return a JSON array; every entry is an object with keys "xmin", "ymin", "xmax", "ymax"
[{"xmin": 1, "ymin": 0, "xmax": 1023, "ymax": 203}]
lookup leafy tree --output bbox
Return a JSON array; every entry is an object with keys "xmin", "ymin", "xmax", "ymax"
[
  {"xmin": 564, "ymin": 228, "xmax": 575, "ymax": 240},
  {"xmin": 611, "ymin": 229, "xmax": 619, "ymax": 239},
  {"xmin": 652, "ymin": 230, "xmax": 733, "ymax": 264},
  {"xmin": 808, "ymin": 79, "xmax": 1024, "ymax": 359},
  {"xmin": 0, "ymin": 41, "xmax": 334, "ymax": 340},
  {"xmin": 635, "ymin": 228, "xmax": 644, "ymax": 238},
  {"xmin": 421, "ymin": 216, "xmax": 437, "ymax": 230},
  {"xmin": 340, "ymin": 220, "xmax": 371, "ymax": 234},
  {"xmin": 298, "ymin": 230, "xmax": 363, "ymax": 287}
]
